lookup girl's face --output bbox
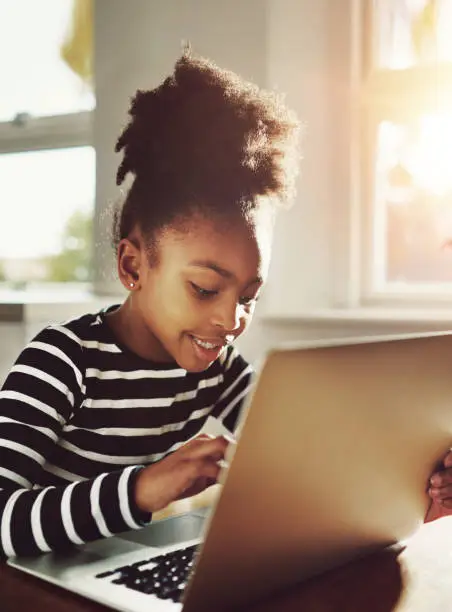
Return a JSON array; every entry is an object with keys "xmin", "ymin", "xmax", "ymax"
[{"xmin": 116, "ymin": 207, "xmax": 273, "ymax": 372}]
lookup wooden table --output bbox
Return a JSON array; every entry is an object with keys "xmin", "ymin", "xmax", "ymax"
[{"xmin": 2, "ymin": 501, "xmax": 452, "ymax": 612}]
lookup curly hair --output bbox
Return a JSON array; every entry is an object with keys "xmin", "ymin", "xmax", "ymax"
[{"xmin": 112, "ymin": 50, "xmax": 301, "ymax": 253}]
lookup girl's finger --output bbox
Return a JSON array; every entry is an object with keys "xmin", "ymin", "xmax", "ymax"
[
  {"xmin": 444, "ymin": 450, "xmax": 452, "ymax": 468},
  {"xmin": 430, "ymin": 468, "xmax": 452, "ymax": 487},
  {"xmin": 186, "ymin": 436, "xmax": 229, "ymax": 461},
  {"xmin": 430, "ymin": 484, "xmax": 452, "ymax": 500}
]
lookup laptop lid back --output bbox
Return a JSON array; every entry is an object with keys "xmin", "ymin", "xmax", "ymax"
[{"xmin": 182, "ymin": 332, "xmax": 452, "ymax": 612}]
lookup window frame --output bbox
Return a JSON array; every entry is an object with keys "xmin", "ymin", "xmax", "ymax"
[
  {"xmin": 0, "ymin": 111, "xmax": 92, "ymax": 155},
  {"xmin": 0, "ymin": 110, "xmax": 94, "ymax": 289},
  {"xmin": 358, "ymin": 0, "xmax": 452, "ymax": 307}
]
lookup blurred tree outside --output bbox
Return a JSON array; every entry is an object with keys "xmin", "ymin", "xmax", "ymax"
[{"xmin": 44, "ymin": 209, "xmax": 93, "ymax": 282}]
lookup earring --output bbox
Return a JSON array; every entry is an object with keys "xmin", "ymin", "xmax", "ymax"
[{"xmin": 129, "ymin": 282, "xmax": 135, "ymax": 289}]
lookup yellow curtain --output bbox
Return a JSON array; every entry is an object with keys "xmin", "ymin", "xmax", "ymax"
[
  {"xmin": 411, "ymin": 0, "xmax": 437, "ymax": 62},
  {"xmin": 60, "ymin": 0, "xmax": 93, "ymax": 85}
]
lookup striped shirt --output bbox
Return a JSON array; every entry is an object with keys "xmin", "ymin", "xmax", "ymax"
[{"xmin": 0, "ymin": 306, "xmax": 253, "ymax": 558}]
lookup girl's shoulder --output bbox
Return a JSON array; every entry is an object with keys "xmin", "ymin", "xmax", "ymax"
[{"xmin": 30, "ymin": 305, "xmax": 121, "ymax": 362}]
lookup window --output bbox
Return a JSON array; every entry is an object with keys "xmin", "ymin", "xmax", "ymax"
[
  {"xmin": 362, "ymin": 0, "xmax": 452, "ymax": 303},
  {"xmin": 0, "ymin": 0, "xmax": 95, "ymax": 290}
]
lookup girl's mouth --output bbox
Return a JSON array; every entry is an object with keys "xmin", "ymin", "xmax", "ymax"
[
  {"xmin": 189, "ymin": 335, "xmax": 228, "ymax": 363},
  {"xmin": 192, "ymin": 336, "xmax": 222, "ymax": 350}
]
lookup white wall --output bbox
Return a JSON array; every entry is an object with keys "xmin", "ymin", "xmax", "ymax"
[{"xmin": 265, "ymin": 0, "xmax": 334, "ymax": 313}]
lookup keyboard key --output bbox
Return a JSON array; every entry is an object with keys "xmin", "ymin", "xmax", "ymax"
[{"xmin": 95, "ymin": 543, "xmax": 198, "ymax": 602}]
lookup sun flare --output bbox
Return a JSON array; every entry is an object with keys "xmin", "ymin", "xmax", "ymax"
[{"xmin": 410, "ymin": 114, "xmax": 452, "ymax": 196}]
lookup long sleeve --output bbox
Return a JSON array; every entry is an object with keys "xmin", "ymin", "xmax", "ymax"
[
  {"xmin": 212, "ymin": 346, "xmax": 254, "ymax": 433},
  {"xmin": 0, "ymin": 326, "xmax": 150, "ymax": 559}
]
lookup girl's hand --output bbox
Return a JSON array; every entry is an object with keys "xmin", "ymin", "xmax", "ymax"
[
  {"xmin": 133, "ymin": 435, "xmax": 230, "ymax": 514},
  {"xmin": 425, "ymin": 450, "xmax": 452, "ymax": 523}
]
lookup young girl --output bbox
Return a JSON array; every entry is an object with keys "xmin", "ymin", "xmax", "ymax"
[{"xmin": 0, "ymin": 52, "xmax": 300, "ymax": 558}]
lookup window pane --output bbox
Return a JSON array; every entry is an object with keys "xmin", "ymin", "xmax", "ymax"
[
  {"xmin": 0, "ymin": 147, "xmax": 95, "ymax": 285},
  {"xmin": 374, "ymin": 0, "xmax": 452, "ymax": 69},
  {"xmin": 0, "ymin": 0, "xmax": 94, "ymax": 121},
  {"xmin": 373, "ymin": 116, "xmax": 452, "ymax": 287}
]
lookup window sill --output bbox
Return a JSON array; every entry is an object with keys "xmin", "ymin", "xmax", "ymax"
[
  {"xmin": 261, "ymin": 307, "xmax": 452, "ymax": 330},
  {"xmin": 0, "ymin": 289, "xmax": 122, "ymax": 323}
]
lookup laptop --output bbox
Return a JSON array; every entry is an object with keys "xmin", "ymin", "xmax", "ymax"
[{"xmin": 9, "ymin": 330, "xmax": 452, "ymax": 612}]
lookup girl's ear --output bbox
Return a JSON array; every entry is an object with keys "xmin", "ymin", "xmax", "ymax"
[{"xmin": 117, "ymin": 238, "xmax": 142, "ymax": 291}]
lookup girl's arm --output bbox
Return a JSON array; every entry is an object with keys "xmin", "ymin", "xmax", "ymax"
[{"xmin": 0, "ymin": 326, "xmax": 150, "ymax": 559}]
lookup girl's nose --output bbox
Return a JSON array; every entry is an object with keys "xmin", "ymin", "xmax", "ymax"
[{"xmin": 211, "ymin": 300, "xmax": 241, "ymax": 332}]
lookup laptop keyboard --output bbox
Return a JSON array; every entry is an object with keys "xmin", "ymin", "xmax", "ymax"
[{"xmin": 95, "ymin": 544, "xmax": 198, "ymax": 603}]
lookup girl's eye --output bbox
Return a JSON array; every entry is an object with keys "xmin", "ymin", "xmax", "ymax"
[{"xmin": 190, "ymin": 282, "xmax": 218, "ymax": 299}]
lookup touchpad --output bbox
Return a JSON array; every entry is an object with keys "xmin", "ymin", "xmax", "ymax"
[{"xmin": 120, "ymin": 512, "xmax": 207, "ymax": 547}]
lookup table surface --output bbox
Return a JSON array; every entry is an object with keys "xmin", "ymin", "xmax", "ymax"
[{"xmin": 2, "ymin": 493, "xmax": 452, "ymax": 612}]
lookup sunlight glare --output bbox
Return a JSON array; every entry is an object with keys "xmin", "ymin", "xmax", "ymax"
[{"xmin": 410, "ymin": 114, "xmax": 452, "ymax": 196}]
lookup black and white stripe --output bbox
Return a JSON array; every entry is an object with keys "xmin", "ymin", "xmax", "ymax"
[{"xmin": 0, "ymin": 306, "xmax": 252, "ymax": 558}]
